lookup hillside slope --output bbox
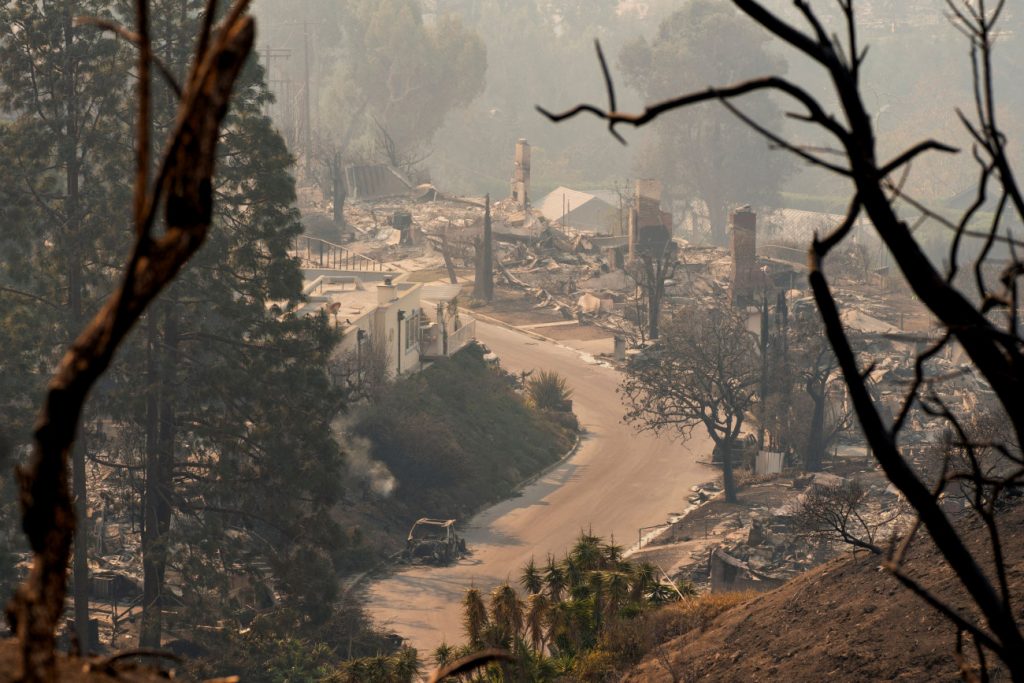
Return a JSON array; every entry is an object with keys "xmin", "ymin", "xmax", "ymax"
[{"xmin": 624, "ymin": 503, "xmax": 1024, "ymax": 682}]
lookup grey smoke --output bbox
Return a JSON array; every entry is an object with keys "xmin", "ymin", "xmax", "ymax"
[{"xmin": 331, "ymin": 416, "xmax": 396, "ymax": 497}]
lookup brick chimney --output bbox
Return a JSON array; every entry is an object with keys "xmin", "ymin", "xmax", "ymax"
[
  {"xmin": 730, "ymin": 207, "xmax": 758, "ymax": 307},
  {"xmin": 377, "ymin": 276, "xmax": 398, "ymax": 305},
  {"xmin": 511, "ymin": 138, "xmax": 530, "ymax": 207},
  {"xmin": 629, "ymin": 179, "xmax": 669, "ymax": 260}
]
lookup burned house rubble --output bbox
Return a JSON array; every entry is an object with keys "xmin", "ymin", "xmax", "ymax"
[
  {"xmin": 629, "ymin": 469, "xmax": 909, "ymax": 595},
  {"xmin": 293, "ymin": 140, "xmax": 980, "ymax": 422}
]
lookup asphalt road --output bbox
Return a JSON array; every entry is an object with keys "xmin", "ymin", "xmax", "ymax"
[{"xmin": 363, "ymin": 320, "xmax": 713, "ymax": 655}]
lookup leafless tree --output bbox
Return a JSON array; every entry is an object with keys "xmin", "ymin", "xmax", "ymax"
[
  {"xmin": 542, "ymin": 1, "xmax": 1024, "ymax": 676},
  {"xmin": 5, "ymin": 2, "xmax": 253, "ymax": 679},
  {"xmin": 329, "ymin": 331, "xmax": 392, "ymax": 404},
  {"xmin": 789, "ymin": 315, "xmax": 852, "ymax": 472},
  {"xmin": 625, "ymin": 240, "xmax": 678, "ymax": 341},
  {"xmin": 793, "ymin": 478, "xmax": 903, "ymax": 555},
  {"xmin": 372, "ymin": 116, "xmax": 432, "ymax": 182},
  {"xmin": 621, "ymin": 307, "xmax": 759, "ymax": 503}
]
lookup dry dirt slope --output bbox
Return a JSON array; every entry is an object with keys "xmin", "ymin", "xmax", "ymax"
[{"xmin": 624, "ymin": 503, "xmax": 1024, "ymax": 682}]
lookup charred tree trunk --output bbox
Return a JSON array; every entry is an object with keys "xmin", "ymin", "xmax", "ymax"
[
  {"xmin": 804, "ymin": 380, "xmax": 826, "ymax": 472},
  {"xmin": 646, "ymin": 289, "xmax": 660, "ymax": 340},
  {"xmin": 639, "ymin": 247, "xmax": 675, "ymax": 341},
  {"xmin": 69, "ymin": 256, "xmax": 89, "ymax": 653},
  {"xmin": 720, "ymin": 436, "xmax": 738, "ymax": 504},
  {"xmin": 61, "ymin": 4, "xmax": 92, "ymax": 652},
  {"xmin": 139, "ymin": 305, "xmax": 177, "ymax": 648},
  {"xmin": 707, "ymin": 197, "xmax": 727, "ymax": 247},
  {"xmin": 441, "ymin": 227, "xmax": 458, "ymax": 284},
  {"xmin": 642, "ymin": 255, "xmax": 663, "ymax": 340},
  {"xmin": 140, "ymin": 313, "xmax": 159, "ymax": 648},
  {"xmin": 473, "ymin": 194, "xmax": 494, "ymax": 302}
]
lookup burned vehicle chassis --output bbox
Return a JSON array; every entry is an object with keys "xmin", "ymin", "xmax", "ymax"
[{"xmin": 404, "ymin": 518, "xmax": 466, "ymax": 566}]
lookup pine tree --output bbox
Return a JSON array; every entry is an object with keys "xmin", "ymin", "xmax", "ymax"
[
  {"xmin": 98, "ymin": 0, "xmax": 349, "ymax": 648},
  {"xmin": 2, "ymin": 0, "xmax": 351, "ymax": 655},
  {"xmin": 0, "ymin": 0, "xmax": 131, "ymax": 647}
]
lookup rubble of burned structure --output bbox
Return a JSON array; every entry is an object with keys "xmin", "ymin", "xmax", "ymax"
[
  {"xmin": 293, "ymin": 161, "xmax": 757, "ymax": 353},
  {"xmin": 631, "ymin": 469, "xmax": 910, "ymax": 596}
]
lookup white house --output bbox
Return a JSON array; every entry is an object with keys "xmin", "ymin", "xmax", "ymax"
[{"xmin": 298, "ymin": 275, "xmax": 475, "ymax": 379}]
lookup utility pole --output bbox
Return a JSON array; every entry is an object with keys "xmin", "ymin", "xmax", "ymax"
[
  {"xmin": 266, "ymin": 10, "xmax": 317, "ymax": 171},
  {"xmin": 356, "ymin": 329, "xmax": 366, "ymax": 390},
  {"xmin": 483, "ymin": 194, "xmax": 493, "ymax": 302},
  {"xmin": 437, "ymin": 302, "xmax": 448, "ymax": 356},
  {"xmin": 302, "ymin": 20, "xmax": 312, "ymax": 173},
  {"xmin": 474, "ymin": 194, "xmax": 494, "ymax": 302},
  {"xmin": 757, "ymin": 292, "xmax": 770, "ymax": 452},
  {"xmin": 262, "ymin": 45, "xmax": 291, "ymax": 119}
]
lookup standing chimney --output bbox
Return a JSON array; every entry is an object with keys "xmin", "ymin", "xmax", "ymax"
[
  {"xmin": 629, "ymin": 179, "xmax": 667, "ymax": 261},
  {"xmin": 377, "ymin": 276, "xmax": 398, "ymax": 305},
  {"xmin": 511, "ymin": 138, "xmax": 530, "ymax": 207},
  {"xmin": 729, "ymin": 206, "xmax": 758, "ymax": 307}
]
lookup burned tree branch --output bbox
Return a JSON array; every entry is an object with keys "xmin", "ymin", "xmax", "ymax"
[
  {"xmin": 888, "ymin": 564, "xmax": 1001, "ymax": 654},
  {"xmin": 537, "ymin": 75, "xmax": 848, "ymax": 148},
  {"xmin": 809, "ymin": 254, "xmax": 1022, "ymax": 666},
  {"xmin": 719, "ymin": 98, "xmax": 852, "ymax": 175},
  {"xmin": 879, "ymin": 140, "xmax": 959, "ymax": 177}
]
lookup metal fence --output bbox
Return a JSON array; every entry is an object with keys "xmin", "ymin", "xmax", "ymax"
[{"xmin": 294, "ymin": 235, "xmax": 385, "ymax": 271}]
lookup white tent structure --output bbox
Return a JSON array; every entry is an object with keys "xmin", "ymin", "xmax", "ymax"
[{"xmin": 536, "ymin": 186, "xmax": 622, "ymax": 235}]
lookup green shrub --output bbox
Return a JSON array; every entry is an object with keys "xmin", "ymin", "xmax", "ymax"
[
  {"xmin": 526, "ymin": 370, "xmax": 573, "ymax": 412},
  {"xmin": 351, "ymin": 345, "xmax": 575, "ymax": 520}
]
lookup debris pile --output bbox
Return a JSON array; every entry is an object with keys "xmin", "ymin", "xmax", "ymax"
[{"xmin": 633, "ymin": 467, "xmax": 907, "ymax": 595}]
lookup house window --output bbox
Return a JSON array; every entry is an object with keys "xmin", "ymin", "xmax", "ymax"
[{"xmin": 405, "ymin": 308, "xmax": 421, "ymax": 350}]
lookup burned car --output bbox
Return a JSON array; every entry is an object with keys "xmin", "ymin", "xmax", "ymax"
[{"xmin": 404, "ymin": 518, "xmax": 466, "ymax": 565}]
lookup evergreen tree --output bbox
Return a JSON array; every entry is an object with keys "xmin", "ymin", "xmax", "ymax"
[
  {"xmin": 96, "ymin": 0, "xmax": 349, "ymax": 647},
  {"xmin": 0, "ymin": 0, "xmax": 131, "ymax": 645},
  {"xmin": 1, "ymin": 0, "xmax": 350, "ymax": 655}
]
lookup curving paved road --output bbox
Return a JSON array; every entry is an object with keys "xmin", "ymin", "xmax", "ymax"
[{"xmin": 363, "ymin": 320, "xmax": 713, "ymax": 655}]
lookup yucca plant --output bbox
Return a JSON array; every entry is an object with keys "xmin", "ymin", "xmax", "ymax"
[
  {"xmin": 432, "ymin": 642, "xmax": 456, "ymax": 670},
  {"xmin": 490, "ymin": 582, "xmax": 525, "ymax": 646},
  {"xmin": 543, "ymin": 555, "xmax": 566, "ymax": 602},
  {"xmin": 525, "ymin": 370, "xmax": 573, "ymax": 411},
  {"xmin": 525, "ymin": 593, "xmax": 551, "ymax": 653},
  {"xmin": 463, "ymin": 586, "xmax": 490, "ymax": 647},
  {"xmin": 606, "ymin": 570, "xmax": 631, "ymax": 619},
  {"xmin": 520, "ymin": 556, "xmax": 543, "ymax": 595},
  {"xmin": 570, "ymin": 531, "xmax": 603, "ymax": 571}
]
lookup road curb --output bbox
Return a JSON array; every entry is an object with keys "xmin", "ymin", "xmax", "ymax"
[
  {"xmin": 516, "ymin": 430, "xmax": 584, "ymax": 491},
  {"xmin": 626, "ymin": 485, "xmax": 726, "ymax": 557},
  {"xmin": 461, "ymin": 308, "xmax": 560, "ymax": 345}
]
